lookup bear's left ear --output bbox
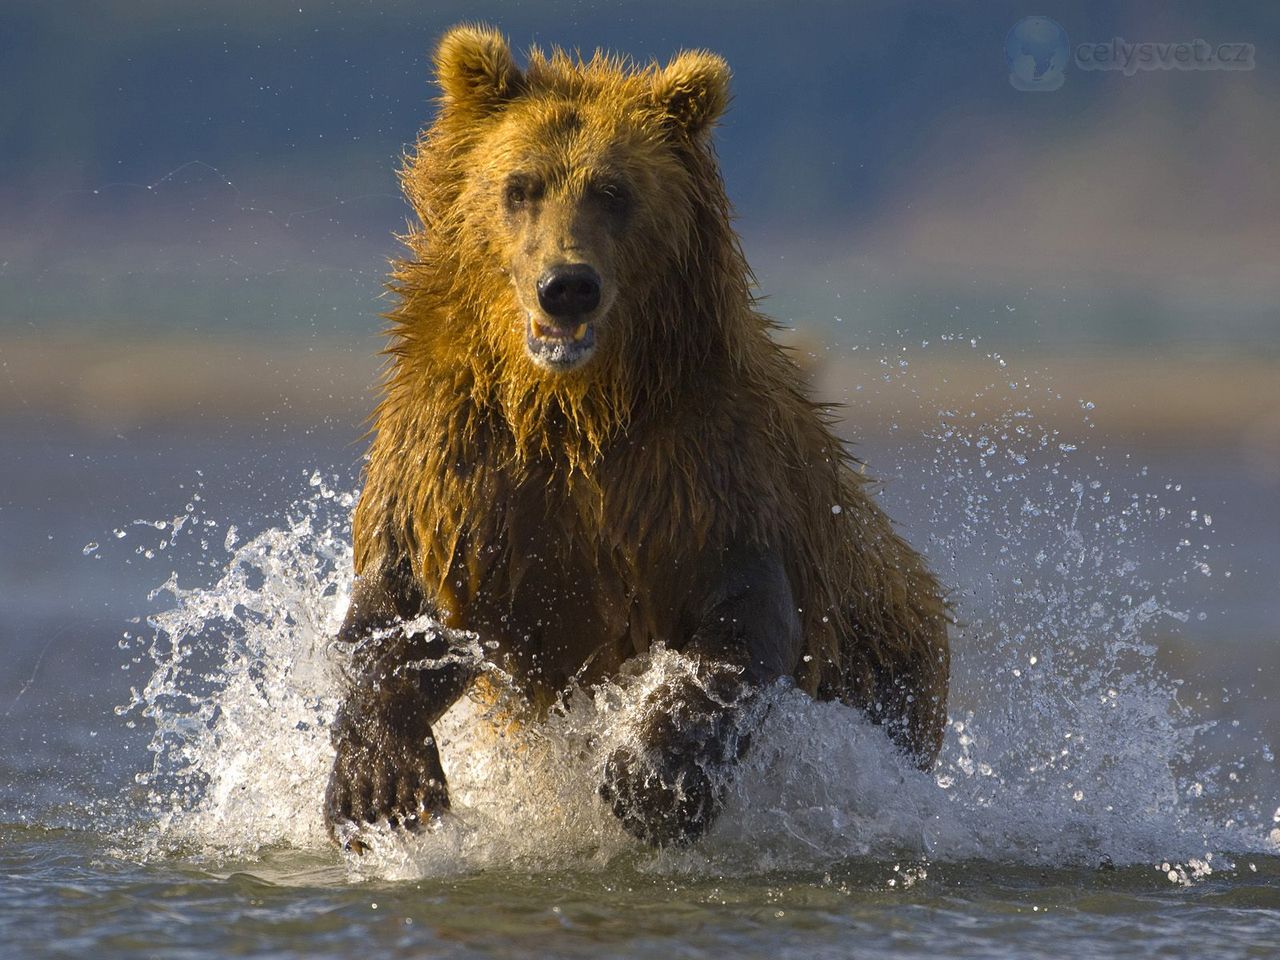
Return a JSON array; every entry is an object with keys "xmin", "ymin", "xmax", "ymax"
[
  {"xmin": 652, "ymin": 50, "xmax": 730, "ymax": 137},
  {"xmin": 434, "ymin": 23, "xmax": 523, "ymax": 114}
]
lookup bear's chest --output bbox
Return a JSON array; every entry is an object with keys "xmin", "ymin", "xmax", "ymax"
[
  {"xmin": 439, "ymin": 475, "xmax": 644, "ymax": 706},
  {"xmin": 427, "ymin": 439, "xmax": 719, "ymax": 707}
]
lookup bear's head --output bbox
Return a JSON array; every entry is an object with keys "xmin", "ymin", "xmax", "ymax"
[{"xmin": 400, "ymin": 25, "xmax": 737, "ymax": 388}]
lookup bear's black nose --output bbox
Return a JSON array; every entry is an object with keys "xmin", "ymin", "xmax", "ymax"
[{"xmin": 537, "ymin": 264, "xmax": 602, "ymax": 317}]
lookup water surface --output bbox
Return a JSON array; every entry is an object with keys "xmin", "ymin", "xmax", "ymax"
[{"xmin": 2, "ymin": 388, "xmax": 1277, "ymax": 958}]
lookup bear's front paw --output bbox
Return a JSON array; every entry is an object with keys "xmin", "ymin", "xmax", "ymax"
[
  {"xmin": 599, "ymin": 743, "xmax": 720, "ymax": 847},
  {"xmin": 324, "ymin": 722, "xmax": 449, "ymax": 851},
  {"xmin": 598, "ymin": 672, "xmax": 757, "ymax": 847}
]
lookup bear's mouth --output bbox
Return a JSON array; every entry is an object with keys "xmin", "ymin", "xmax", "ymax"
[{"xmin": 525, "ymin": 316, "xmax": 596, "ymax": 371}]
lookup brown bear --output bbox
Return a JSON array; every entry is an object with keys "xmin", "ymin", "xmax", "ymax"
[{"xmin": 324, "ymin": 24, "xmax": 950, "ymax": 848}]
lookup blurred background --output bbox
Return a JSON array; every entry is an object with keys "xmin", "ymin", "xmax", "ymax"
[{"xmin": 0, "ymin": 1, "xmax": 1275, "ymax": 815}]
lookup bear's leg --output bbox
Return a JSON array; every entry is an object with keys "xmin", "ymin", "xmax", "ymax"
[
  {"xmin": 600, "ymin": 546, "xmax": 803, "ymax": 846},
  {"xmin": 324, "ymin": 567, "xmax": 473, "ymax": 848}
]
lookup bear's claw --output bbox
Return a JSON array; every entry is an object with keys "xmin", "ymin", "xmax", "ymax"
[
  {"xmin": 598, "ymin": 673, "xmax": 754, "ymax": 847},
  {"xmin": 599, "ymin": 744, "xmax": 719, "ymax": 847},
  {"xmin": 325, "ymin": 721, "xmax": 449, "ymax": 851}
]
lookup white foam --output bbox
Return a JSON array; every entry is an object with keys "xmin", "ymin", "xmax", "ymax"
[{"xmin": 122, "ymin": 419, "xmax": 1278, "ymax": 878}]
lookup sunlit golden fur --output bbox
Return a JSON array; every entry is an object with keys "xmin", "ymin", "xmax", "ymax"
[{"xmin": 353, "ymin": 24, "xmax": 950, "ymax": 763}]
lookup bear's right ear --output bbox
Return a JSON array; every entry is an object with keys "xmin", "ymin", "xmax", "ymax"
[
  {"xmin": 652, "ymin": 50, "xmax": 730, "ymax": 138},
  {"xmin": 434, "ymin": 24, "xmax": 523, "ymax": 114}
]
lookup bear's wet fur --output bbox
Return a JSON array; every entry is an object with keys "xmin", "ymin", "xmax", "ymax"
[{"xmin": 325, "ymin": 24, "xmax": 950, "ymax": 848}]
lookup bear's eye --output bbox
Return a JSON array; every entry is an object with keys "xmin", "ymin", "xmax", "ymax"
[
  {"xmin": 504, "ymin": 178, "xmax": 531, "ymax": 211},
  {"xmin": 592, "ymin": 181, "xmax": 631, "ymax": 214}
]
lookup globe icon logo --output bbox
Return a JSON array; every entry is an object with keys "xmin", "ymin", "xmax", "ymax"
[{"xmin": 1005, "ymin": 17, "xmax": 1069, "ymax": 91}]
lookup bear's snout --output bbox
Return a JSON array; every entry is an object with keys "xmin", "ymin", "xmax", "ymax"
[
  {"xmin": 525, "ymin": 262, "xmax": 602, "ymax": 370},
  {"xmin": 536, "ymin": 264, "xmax": 602, "ymax": 319}
]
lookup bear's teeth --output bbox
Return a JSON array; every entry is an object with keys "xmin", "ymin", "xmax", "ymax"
[{"xmin": 572, "ymin": 323, "xmax": 588, "ymax": 342}]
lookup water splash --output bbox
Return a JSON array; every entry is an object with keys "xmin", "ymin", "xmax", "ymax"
[
  {"xmin": 120, "ymin": 484, "xmax": 355, "ymax": 856},
  {"xmin": 119, "ymin": 356, "xmax": 1277, "ymax": 878}
]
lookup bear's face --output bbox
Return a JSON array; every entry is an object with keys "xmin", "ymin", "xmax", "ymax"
[
  {"xmin": 481, "ymin": 104, "xmax": 644, "ymax": 373},
  {"xmin": 431, "ymin": 26, "xmax": 730, "ymax": 375}
]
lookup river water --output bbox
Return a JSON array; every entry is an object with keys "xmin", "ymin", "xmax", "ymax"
[{"xmin": 1, "ymin": 389, "xmax": 1277, "ymax": 958}]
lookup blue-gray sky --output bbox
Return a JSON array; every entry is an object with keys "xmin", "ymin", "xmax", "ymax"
[{"xmin": 2, "ymin": 0, "xmax": 1276, "ymax": 352}]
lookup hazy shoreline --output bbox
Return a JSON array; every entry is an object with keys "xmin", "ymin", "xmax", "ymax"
[{"xmin": 1, "ymin": 335, "xmax": 1277, "ymax": 471}]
